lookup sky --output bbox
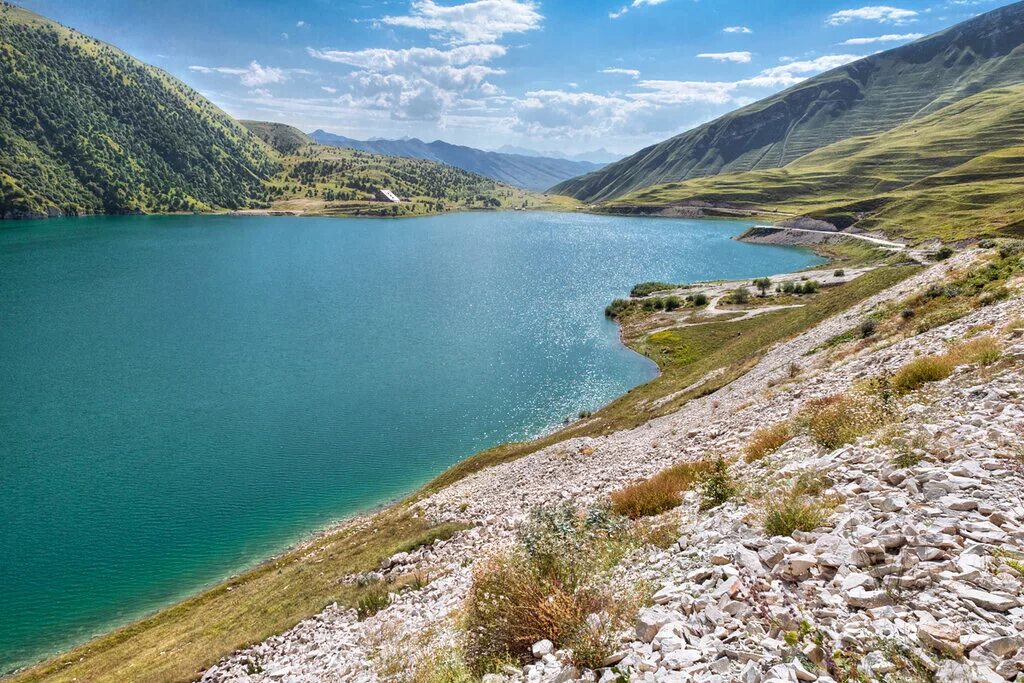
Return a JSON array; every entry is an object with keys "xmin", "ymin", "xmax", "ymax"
[{"xmin": 18, "ymin": 0, "xmax": 1014, "ymax": 156}]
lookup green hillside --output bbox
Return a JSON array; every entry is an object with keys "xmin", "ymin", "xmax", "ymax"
[
  {"xmin": 240, "ymin": 121, "xmax": 311, "ymax": 155},
  {"xmin": 258, "ymin": 138, "xmax": 574, "ymax": 217},
  {"xmin": 605, "ymin": 84, "xmax": 1024, "ymax": 242},
  {"xmin": 0, "ymin": 2, "xmax": 279, "ymax": 218},
  {"xmin": 554, "ymin": 1, "xmax": 1024, "ymax": 202}
]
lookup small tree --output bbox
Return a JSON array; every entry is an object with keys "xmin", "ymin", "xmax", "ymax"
[
  {"xmin": 729, "ymin": 287, "xmax": 751, "ymax": 305},
  {"xmin": 753, "ymin": 277, "xmax": 772, "ymax": 297}
]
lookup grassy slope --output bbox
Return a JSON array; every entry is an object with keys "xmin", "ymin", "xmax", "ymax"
[
  {"xmin": 554, "ymin": 1, "xmax": 1024, "ymax": 202},
  {"xmin": 5, "ymin": 261, "xmax": 918, "ymax": 683},
  {"xmin": 604, "ymin": 85, "xmax": 1024, "ymax": 242},
  {"xmin": 240, "ymin": 121, "xmax": 312, "ymax": 155},
  {"xmin": 0, "ymin": 2, "xmax": 276, "ymax": 217}
]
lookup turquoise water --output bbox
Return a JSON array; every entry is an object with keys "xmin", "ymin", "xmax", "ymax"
[{"xmin": 0, "ymin": 212, "xmax": 821, "ymax": 671}]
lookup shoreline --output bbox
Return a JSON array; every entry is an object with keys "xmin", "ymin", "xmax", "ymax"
[{"xmin": 4, "ymin": 221, "xmax": 860, "ymax": 682}]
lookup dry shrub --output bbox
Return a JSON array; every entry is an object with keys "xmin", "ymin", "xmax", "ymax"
[
  {"xmin": 892, "ymin": 355, "xmax": 954, "ymax": 394},
  {"xmin": 609, "ymin": 478, "xmax": 680, "ymax": 519},
  {"xmin": 463, "ymin": 505, "xmax": 638, "ymax": 674},
  {"xmin": 609, "ymin": 459, "xmax": 714, "ymax": 519},
  {"xmin": 744, "ymin": 422, "xmax": 792, "ymax": 462},
  {"xmin": 796, "ymin": 394, "xmax": 890, "ymax": 449}
]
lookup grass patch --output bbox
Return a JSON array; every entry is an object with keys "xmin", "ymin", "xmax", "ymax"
[
  {"xmin": 356, "ymin": 583, "xmax": 391, "ymax": 620},
  {"xmin": 609, "ymin": 459, "xmax": 714, "ymax": 519},
  {"xmin": 796, "ymin": 394, "xmax": 891, "ymax": 450},
  {"xmin": 764, "ymin": 494, "xmax": 830, "ymax": 538},
  {"xmin": 463, "ymin": 505, "xmax": 639, "ymax": 675},
  {"xmin": 744, "ymin": 422, "xmax": 792, "ymax": 462},
  {"xmin": 893, "ymin": 336, "xmax": 1003, "ymax": 394}
]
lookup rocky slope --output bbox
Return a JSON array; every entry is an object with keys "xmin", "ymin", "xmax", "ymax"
[{"xmin": 201, "ymin": 250, "xmax": 1024, "ymax": 683}]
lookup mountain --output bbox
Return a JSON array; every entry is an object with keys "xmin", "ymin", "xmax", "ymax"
[
  {"xmin": 555, "ymin": 1, "xmax": 1024, "ymax": 202},
  {"xmin": 239, "ymin": 121, "xmax": 559, "ymax": 217},
  {"xmin": 240, "ymin": 120, "xmax": 311, "ymax": 155},
  {"xmin": 606, "ymin": 84, "xmax": 1024, "ymax": 242},
  {"xmin": 309, "ymin": 130, "xmax": 604, "ymax": 191},
  {"xmin": 0, "ymin": 2, "xmax": 277, "ymax": 219},
  {"xmin": 495, "ymin": 145, "xmax": 624, "ymax": 165}
]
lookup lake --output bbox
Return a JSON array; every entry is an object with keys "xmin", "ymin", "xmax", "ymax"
[{"xmin": 0, "ymin": 212, "xmax": 822, "ymax": 671}]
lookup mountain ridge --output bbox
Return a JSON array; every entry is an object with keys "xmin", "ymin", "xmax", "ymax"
[
  {"xmin": 309, "ymin": 129, "xmax": 604, "ymax": 192},
  {"xmin": 554, "ymin": 1, "xmax": 1024, "ymax": 202}
]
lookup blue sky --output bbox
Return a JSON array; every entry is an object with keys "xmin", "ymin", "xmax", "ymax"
[{"xmin": 19, "ymin": 0, "xmax": 1013, "ymax": 155}]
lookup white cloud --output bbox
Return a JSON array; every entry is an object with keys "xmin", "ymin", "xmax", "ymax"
[
  {"xmin": 827, "ymin": 6, "xmax": 918, "ymax": 25},
  {"xmin": 841, "ymin": 32, "xmax": 923, "ymax": 44},
  {"xmin": 610, "ymin": 0, "xmax": 669, "ymax": 19},
  {"xmin": 601, "ymin": 67, "xmax": 641, "ymax": 78},
  {"xmin": 306, "ymin": 44, "xmax": 507, "ymax": 121},
  {"xmin": 380, "ymin": 0, "xmax": 542, "ymax": 44},
  {"xmin": 506, "ymin": 52, "xmax": 865, "ymax": 142},
  {"xmin": 188, "ymin": 61, "xmax": 291, "ymax": 87},
  {"xmin": 296, "ymin": 20, "xmax": 306, "ymax": 28},
  {"xmin": 321, "ymin": 86, "xmax": 338, "ymax": 94},
  {"xmin": 738, "ymin": 54, "xmax": 861, "ymax": 87},
  {"xmin": 697, "ymin": 51, "xmax": 752, "ymax": 63},
  {"xmin": 723, "ymin": 25, "xmax": 752, "ymax": 34}
]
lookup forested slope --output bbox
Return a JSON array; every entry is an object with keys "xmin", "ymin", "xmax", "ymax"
[{"xmin": 0, "ymin": 2, "xmax": 277, "ymax": 218}]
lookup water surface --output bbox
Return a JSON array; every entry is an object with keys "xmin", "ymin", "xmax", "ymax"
[{"xmin": 0, "ymin": 212, "xmax": 822, "ymax": 671}]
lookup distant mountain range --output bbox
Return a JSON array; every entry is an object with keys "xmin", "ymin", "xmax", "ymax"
[
  {"xmin": 493, "ymin": 145, "xmax": 624, "ymax": 165},
  {"xmin": 555, "ymin": 1, "xmax": 1024, "ymax": 203},
  {"xmin": 309, "ymin": 130, "xmax": 605, "ymax": 192}
]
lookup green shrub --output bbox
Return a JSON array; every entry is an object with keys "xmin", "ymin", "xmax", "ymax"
[
  {"xmin": 834, "ymin": 269, "xmax": 846, "ymax": 277},
  {"xmin": 699, "ymin": 458, "xmax": 736, "ymax": 511},
  {"xmin": 630, "ymin": 282, "xmax": 676, "ymax": 298},
  {"xmin": 764, "ymin": 494, "xmax": 829, "ymax": 538},
  {"xmin": 664, "ymin": 296, "xmax": 682, "ymax": 311},
  {"xmin": 934, "ymin": 246, "xmax": 954, "ymax": 261},
  {"xmin": 729, "ymin": 287, "xmax": 751, "ymax": 305},
  {"xmin": 357, "ymin": 584, "xmax": 391, "ymax": 619},
  {"xmin": 691, "ymin": 292, "xmax": 709, "ymax": 307},
  {"xmin": 744, "ymin": 423, "xmax": 792, "ymax": 462},
  {"xmin": 781, "ymin": 281, "xmax": 797, "ymax": 294},
  {"xmin": 859, "ymin": 319, "xmax": 877, "ymax": 338},
  {"xmin": 605, "ymin": 298, "xmax": 632, "ymax": 319}
]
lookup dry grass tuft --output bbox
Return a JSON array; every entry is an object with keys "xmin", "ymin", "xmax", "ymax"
[
  {"xmin": 609, "ymin": 459, "xmax": 715, "ymax": 519},
  {"xmin": 744, "ymin": 422, "xmax": 792, "ymax": 462},
  {"xmin": 463, "ymin": 506, "xmax": 639, "ymax": 675},
  {"xmin": 796, "ymin": 394, "xmax": 891, "ymax": 450},
  {"xmin": 892, "ymin": 355, "xmax": 954, "ymax": 394},
  {"xmin": 948, "ymin": 336, "xmax": 1002, "ymax": 367}
]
